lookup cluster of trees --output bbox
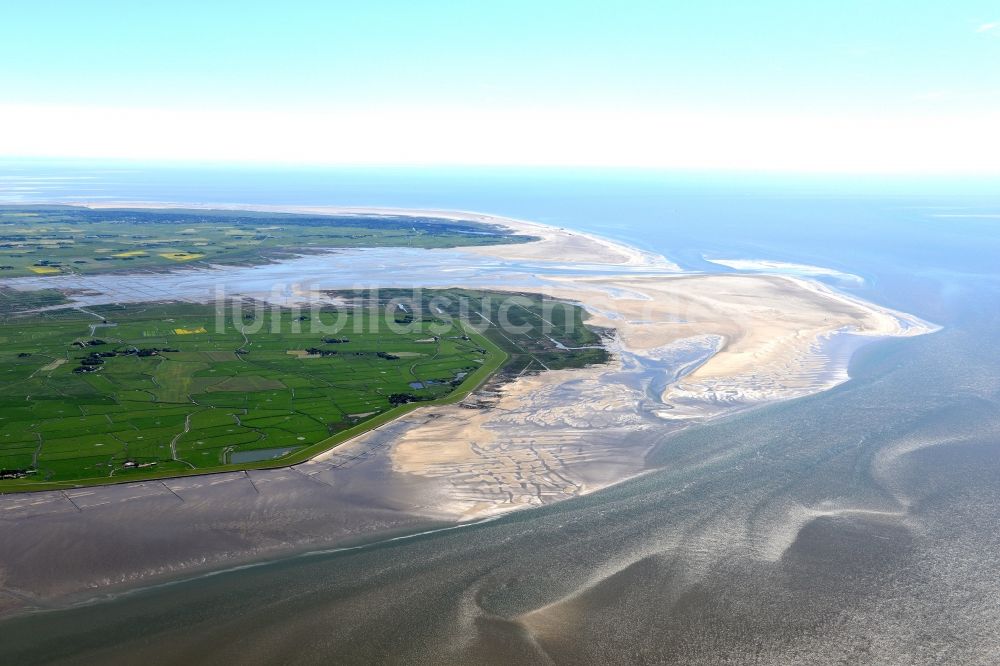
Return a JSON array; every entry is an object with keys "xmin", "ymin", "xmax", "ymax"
[
  {"xmin": 72, "ymin": 346, "xmax": 178, "ymax": 373},
  {"xmin": 387, "ymin": 393, "xmax": 434, "ymax": 407},
  {"xmin": 301, "ymin": 348, "xmax": 399, "ymax": 360},
  {"xmin": 304, "ymin": 347, "xmax": 338, "ymax": 357},
  {"xmin": 0, "ymin": 468, "xmax": 35, "ymax": 480},
  {"xmin": 72, "ymin": 338, "xmax": 107, "ymax": 347}
]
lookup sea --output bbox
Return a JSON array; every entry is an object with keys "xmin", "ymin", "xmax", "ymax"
[{"xmin": 1, "ymin": 161, "xmax": 999, "ymax": 664}]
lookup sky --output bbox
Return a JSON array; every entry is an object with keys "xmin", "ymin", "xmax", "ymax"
[{"xmin": 1, "ymin": 0, "xmax": 998, "ymax": 173}]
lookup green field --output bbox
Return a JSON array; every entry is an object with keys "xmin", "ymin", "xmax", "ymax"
[
  {"xmin": 0, "ymin": 290, "xmax": 608, "ymax": 490},
  {"xmin": 0, "ymin": 206, "xmax": 534, "ymax": 278}
]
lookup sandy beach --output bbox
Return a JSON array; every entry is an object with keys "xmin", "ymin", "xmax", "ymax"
[
  {"xmin": 297, "ymin": 212, "xmax": 938, "ymax": 519},
  {"xmin": 0, "ymin": 204, "xmax": 939, "ymax": 615}
]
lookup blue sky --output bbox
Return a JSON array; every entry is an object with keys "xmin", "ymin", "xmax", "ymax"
[{"xmin": 2, "ymin": 1, "xmax": 998, "ymax": 171}]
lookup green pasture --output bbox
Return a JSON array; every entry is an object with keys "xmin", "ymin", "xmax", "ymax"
[
  {"xmin": 0, "ymin": 206, "xmax": 534, "ymax": 278},
  {"xmin": 0, "ymin": 289, "xmax": 607, "ymax": 490}
]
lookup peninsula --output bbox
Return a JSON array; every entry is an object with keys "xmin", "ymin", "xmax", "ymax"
[{"xmin": 0, "ymin": 204, "xmax": 936, "ymax": 616}]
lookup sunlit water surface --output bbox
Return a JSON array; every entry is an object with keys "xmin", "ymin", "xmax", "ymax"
[{"xmin": 1, "ymin": 164, "xmax": 999, "ymax": 664}]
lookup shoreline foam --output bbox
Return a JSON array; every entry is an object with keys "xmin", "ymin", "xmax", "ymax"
[{"xmin": 0, "ymin": 202, "xmax": 940, "ymax": 615}]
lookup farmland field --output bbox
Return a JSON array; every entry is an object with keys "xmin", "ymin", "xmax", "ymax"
[
  {"xmin": 0, "ymin": 205, "xmax": 534, "ymax": 278},
  {"xmin": 0, "ymin": 289, "xmax": 607, "ymax": 490}
]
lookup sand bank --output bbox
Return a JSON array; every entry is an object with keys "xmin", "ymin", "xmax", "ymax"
[
  {"xmin": 286, "ymin": 208, "xmax": 937, "ymax": 520},
  {"xmin": 0, "ymin": 205, "xmax": 940, "ymax": 613},
  {"xmin": 58, "ymin": 203, "xmax": 938, "ymax": 512},
  {"xmin": 704, "ymin": 257, "xmax": 865, "ymax": 284}
]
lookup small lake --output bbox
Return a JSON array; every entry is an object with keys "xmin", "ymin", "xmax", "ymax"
[{"xmin": 228, "ymin": 446, "xmax": 300, "ymax": 464}]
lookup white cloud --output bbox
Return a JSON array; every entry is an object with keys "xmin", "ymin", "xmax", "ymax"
[
  {"xmin": 976, "ymin": 21, "xmax": 999, "ymax": 33},
  {"xmin": 1, "ymin": 103, "xmax": 999, "ymax": 175}
]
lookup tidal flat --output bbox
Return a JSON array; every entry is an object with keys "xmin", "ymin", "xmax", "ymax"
[
  {"xmin": 0, "ymin": 205, "xmax": 936, "ymax": 626},
  {"xmin": 4, "ymin": 321, "xmax": 999, "ymax": 666},
  {"xmin": 0, "ymin": 157, "xmax": 997, "ymax": 664}
]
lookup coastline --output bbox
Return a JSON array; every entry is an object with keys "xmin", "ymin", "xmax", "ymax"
[
  {"xmin": 68, "ymin": 200, "xmax": 680, "ymax": 270},
  {"xmin": 0, "ymin": 203, "xmax": 939, "ymax": 617}
]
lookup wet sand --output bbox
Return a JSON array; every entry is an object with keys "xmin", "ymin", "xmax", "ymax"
[
  {"xmin": 4, "ymin": 330, "xmax": 997, "ymax": 665},
  {"xmin": 0, "ymin": 205, "xmax": 938, "ymax": 617}
]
